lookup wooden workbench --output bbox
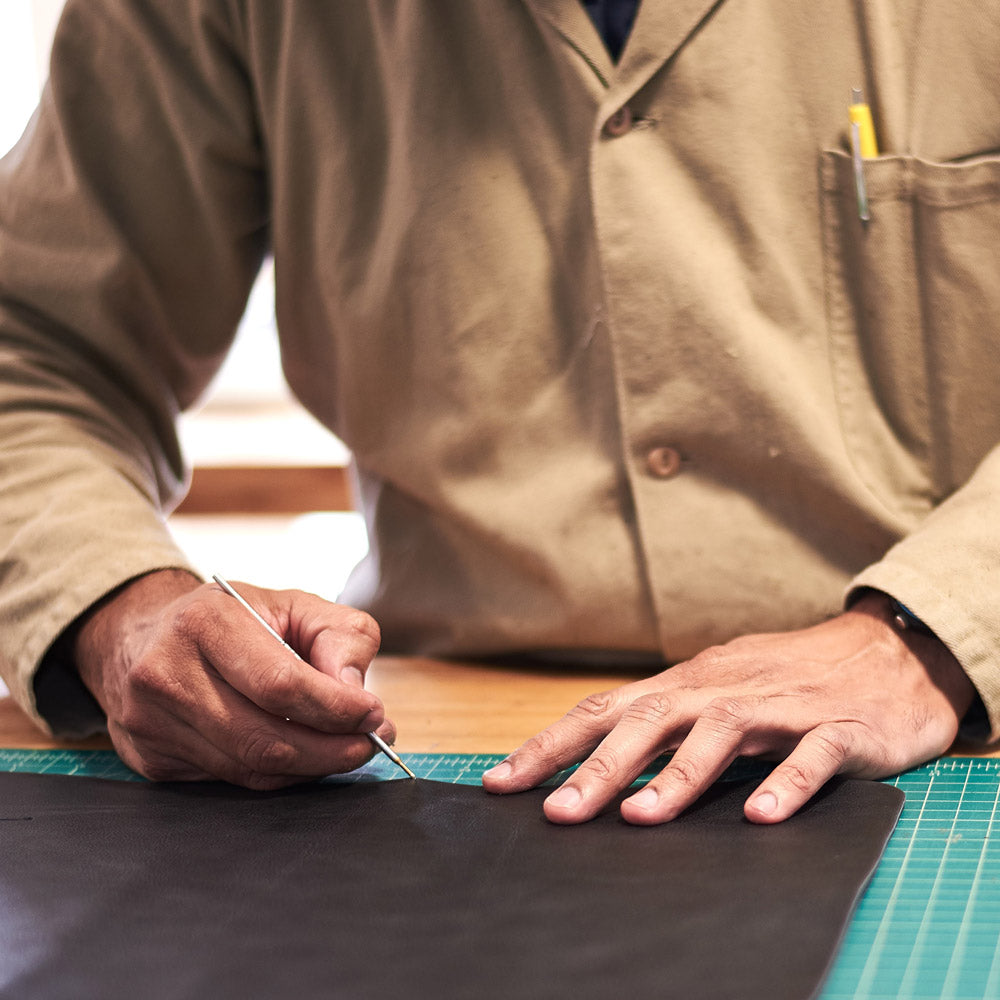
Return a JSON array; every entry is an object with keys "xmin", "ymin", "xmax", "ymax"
[
  {"xmin": 2, "ymin": 653, "xmax": 993, "ymax": 762},
  {"xmin": 0, "ymin": 656, "xmax": 644, "ymax": 756}
]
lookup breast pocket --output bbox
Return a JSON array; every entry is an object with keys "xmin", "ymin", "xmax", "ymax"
[{"xmin": 821, "ymin": 150, "xmax": 1000, "ymax": 514}]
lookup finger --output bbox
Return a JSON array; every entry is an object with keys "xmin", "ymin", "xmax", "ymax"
[
  {"xmin": 120, "ymin": 657, "xmax": 384, "ymax": 786},
  {"xmin": 229, "ymin": 583, "xmax": 382, "ymax": 684},
  {"xmin": 542, "ymin": 690, "xmax": 689, "ymax": 825},
  {"xmin": 290, "ymin": 599, "xmax": 382, "ymax": 683},
  {"xmin": 620, "ymin": 695, "xmax": 755, "ymax": 825},
  {"xmin": 482, "ymin": 684, "xmax": 647, "ymax": 794},
  {"xmin": 222, "ymin": 729, "xmax": 379, "ymax": 788},
  {"xmin": 743, "ymin": 724, "xmax": 855, "ymax": 824},
  {"xmin": 198, "ymin": 601, "xmax": 385, "ymax": 735},
  {"xmin": 107, "ymin": 717, "xmax": 209, "ymax": 782},
  {"xmin": 202, "ymin": 666, "xmax": 390, "ymax": 776},
  {"xmin": 119, "ymin": 702, "xmax": 381, "ymax": 788}
]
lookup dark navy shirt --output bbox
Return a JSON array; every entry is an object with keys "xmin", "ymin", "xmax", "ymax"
[{"xmin": 580, "ymin": 0, "xmax": 641, "ymax": 61}]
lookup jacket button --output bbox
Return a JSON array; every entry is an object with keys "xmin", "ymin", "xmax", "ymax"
[
  {"xmin": 603, "ymin": 107, "xmax": 634, "ymax": 137},
  {"xmin": 645, "ymin": 446, "xmax": 682, "ymax": 479}
]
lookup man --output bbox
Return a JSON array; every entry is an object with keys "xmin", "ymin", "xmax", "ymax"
[{"xmin": 0, "ymin": 1, "xmax": 994, "ymax": 824}]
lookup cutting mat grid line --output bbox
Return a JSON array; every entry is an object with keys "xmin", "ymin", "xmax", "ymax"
[
  {"xmin": 823, "ymin": 758, "xmax": 1000, "ymax": 1000},
  {"xmin": 2, "ymin": 749, "xmax": 999, "ymax": 999}
]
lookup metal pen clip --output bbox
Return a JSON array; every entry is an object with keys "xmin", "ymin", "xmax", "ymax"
[
  {"xmin": 850, "ymin": 120, "xmax": 870, "ymax": 222},
  {"xmin": 848, "ymin": 87, "xmax": 879, "ymax": 223}
]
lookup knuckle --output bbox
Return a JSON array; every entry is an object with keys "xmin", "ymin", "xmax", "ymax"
[
  {"xmin": 138, "ymin": 757, "xmax": 189, "ymax": 783},
  {"xmin": 342, "ymin": 609, "xmax": 381, "ymax": 650},
  {"xmin": 574, "ymin": 690, "xmax": 618, "ymax": 721},
  {"xmin": 237, "ymin": 729, "xmax": 299, "ymax": 775},
  {"xmin": 117, "ymin": 702, "xmax": 156, "ymax": 742},
  {"xmin": 701, "ymin": 696, "xmax": 753, "ymax": 732},
  {"xmin": 583, "ymin": 747, "xmax": 624, "ymax": 784},
  {"xmin": 774, "ymin": 727, "xmax": 856, "ymax": 795},
  {"xmin": 623, "ymin": 692, "xmax": 675, "ymax": 729},
  {"xmin": 779, "ymin": 761, "xmax": 816, "ymax": 794},
  {"xmin": 809, "ymin": 726, "xmax": 853, "ymax": 764},
  {"xmin": 519, "ymin": 727, "xmax": 563, "ymax": 767},
  {"xmin": 115, "ymin": 738, "xmax": 194, "ymax": 782},
  {"xmin": 690, "ymin": 644, "xmax": 730, "ymax": 670},
  {"xmin": 238, "ymin": 771, "xmax": 296, "ymax": 792},
  {"xmin": 254, "ymin": 658, "xmax": 299, "ymax": 710},
  {"xmin": 118, "ymin": 670, "xmax": 185, "ymax": 739},
  {"xmin": 663, "ymin": 755, "xmax": 704, "ymax": 791},
  {"xmin": 312, "ymin": 609, "xmax": 382, "ymax": 670},
  {"xmin": 174, "ymin": 599, "xmax": 222, "ymax": 645},
  {"xmin": 125, "ymin": 655, "xmax": 175, "ymax": 700},
  {"xmin": 690, "ymin": 643, "xmax": 767, "ymax": 682}
]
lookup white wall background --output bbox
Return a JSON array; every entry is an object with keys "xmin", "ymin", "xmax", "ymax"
[{"xmin": 0, "ymin": 0, "xmax": 63, "ymax": 155}]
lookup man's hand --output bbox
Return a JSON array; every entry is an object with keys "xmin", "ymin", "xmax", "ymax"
[
  {"xmin": 74, "ymin": 569, "xmax": 388, "ymax": 789},
  {"xmin": 483, "ymin": 593, "xmax": 977, "ymax": 824}
]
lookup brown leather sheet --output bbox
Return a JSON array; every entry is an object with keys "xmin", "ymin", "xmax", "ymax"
[{"xmin": 0, "ymin": 771, "xmax": 902, "ymax": 999}]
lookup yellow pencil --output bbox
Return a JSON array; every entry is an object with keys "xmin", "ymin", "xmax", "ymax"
[{"xmin": 849, "ymin": 87, "xmax": 879, "ymax": 158}]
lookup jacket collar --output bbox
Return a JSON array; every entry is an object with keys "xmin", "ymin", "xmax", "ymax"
[{"xmin": 529, "ymin": 0, "xmax": 727, "ymax": 99}]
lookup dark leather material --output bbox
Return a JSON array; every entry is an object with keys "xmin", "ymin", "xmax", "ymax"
[{"xmin": 0, "ymin": 771, "xmax": 902, "ymax": 999}]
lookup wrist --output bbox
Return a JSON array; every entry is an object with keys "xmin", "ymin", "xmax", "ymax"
[
  {"xmin": 850, "ymin": 589, "xmax": 938, "ymax": 640},
  {"xmin": 853, "ymin": 590, "xmax": 977, "ymax": 719},
  {"xmin": 885, "ymin": 597, "xmax": 935, "ymax": 637},
  {"xmin": 74, "ymin": 569, "xmax": 202, "ymax": 700}
]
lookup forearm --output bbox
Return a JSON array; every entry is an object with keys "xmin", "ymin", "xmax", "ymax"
[
  {"xmin": 0, "ymin": 424, "xmax": 197, "ymax": 734},
  {"xmin": 0, "ymin": 0, "xmax": 269, "ymax": 730}
]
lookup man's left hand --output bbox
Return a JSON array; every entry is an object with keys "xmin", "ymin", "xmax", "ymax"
[{"xmin": 482, "ymin": 593, "xmax": 977, "ymax": 824}]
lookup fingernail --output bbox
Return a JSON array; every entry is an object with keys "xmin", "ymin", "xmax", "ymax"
[
  {"xmin": 545, "ymin": 785, "xmax": 582, "ymax": 810},
  {"xmin": 360, "ymin": 706, "xmax": 384, "ymax": 732},
  {"xmin": 751, "ymin": 791, "xmax": 778, "ymax": 816},
  {"xmin": 483, "ymin": 761, "xmax": 512, "ymax": 781},
  {"xmin": 342, "ymin": 666, "xmax": 365, "ymax": 688},
  {"xmin": 627, "ymin": 786, "xmax": 659, "ymax": 810}
]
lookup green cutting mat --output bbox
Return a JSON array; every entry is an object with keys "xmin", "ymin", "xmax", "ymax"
[{"xmin": 2, "ymin": 749, "xmax": 998, "ymax": 999}]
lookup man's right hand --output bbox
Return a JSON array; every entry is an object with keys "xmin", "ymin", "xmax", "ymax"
[{"xmin": 73, "ymin": 569, "xmax": 389, "ymax": 788}]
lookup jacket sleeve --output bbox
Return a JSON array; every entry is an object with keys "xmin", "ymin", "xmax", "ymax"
[
  {"xmin": 849, "ymin": 443, "xmax": 1000, "ymax": 742},
  {"xmin": 0, "ymin": 0, "xmax": 268, "ymax": 733}
]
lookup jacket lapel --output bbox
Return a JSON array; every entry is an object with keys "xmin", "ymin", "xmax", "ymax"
[
  {"xmin": 615, "ymin": 0, "xmax": 728, "ymax": 95},
  {"xmin": 528, "ymin": 0, "xmax": 729, "ymax": 98},
  {"xmin": 529, "ymin": 0, "xmax": 617, "ymax": 88}
]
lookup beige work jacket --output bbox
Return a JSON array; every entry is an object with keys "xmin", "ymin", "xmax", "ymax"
[{"xmin": 2, "ymin": 1, "xmax": 1000, "ymax": 737}]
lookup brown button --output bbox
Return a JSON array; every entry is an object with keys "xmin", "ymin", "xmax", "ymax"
[
  {"xmin": 603, "ymin": 106, "xmax": 634, "ymax": 138},
  {"xmin": 645, "ymin": 446, "xmax": 682, "ymax": 479}
]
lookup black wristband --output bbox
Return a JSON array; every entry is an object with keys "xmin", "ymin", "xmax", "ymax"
[{"xmin": 887, "ymin": 597, "xmax": 935, "ymax": 637}]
